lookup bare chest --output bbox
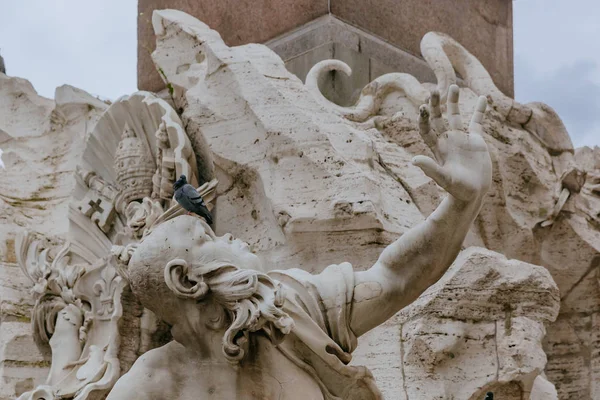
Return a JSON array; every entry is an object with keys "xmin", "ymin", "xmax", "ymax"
[
  {"xmin": 176, "ymin": 367, "xmax": 323, "ymax": 399},
  {"xmin": 170, "ymin": 341, "xmax": 324, "ymax": 400}
]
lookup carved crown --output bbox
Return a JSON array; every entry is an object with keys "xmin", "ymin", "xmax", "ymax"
[{"xmin": 114, "ymin": 123, "xmax": 155, "ymax": 213}]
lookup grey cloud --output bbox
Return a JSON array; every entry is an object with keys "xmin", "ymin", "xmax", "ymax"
[
  {"xmin": 0, "ymin": 1, "xmax": 137, "ymax": 100},
  {"xmin": 515, "ymin": 56, "xmax": 600, "ymax": 148},
  {"xmin": 513, "ymin": 0, "xmax": 600, "ymax": 147}
]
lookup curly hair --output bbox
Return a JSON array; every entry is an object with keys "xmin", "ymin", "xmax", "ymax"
[
  {"xmin": 186, "ymin": 260, "xmax": 293, "ymax": 362},
  {"xmin": 32, "ymin": 294, "xmax": 67, "ymax": 349},
  {"xmin": 127, "ymin": 216, "xmax": 294, "ymax": 363}
]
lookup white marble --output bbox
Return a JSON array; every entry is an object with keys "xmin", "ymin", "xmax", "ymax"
[{"xmin": 2, "ymin": 7, "xmax": 598, "ymax": 400}]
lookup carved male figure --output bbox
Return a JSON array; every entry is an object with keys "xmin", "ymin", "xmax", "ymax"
[{"xmin": 107, "ymin": 86, "xmax": 492, "ymax": 400}]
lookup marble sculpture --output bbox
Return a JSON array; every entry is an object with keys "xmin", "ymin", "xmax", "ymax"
[
  {"xmin": 5, "ymin": 7, "xmax": 600, "ymax": 400},
  {"xmin": 104, "ymin": 81, "xmax": 491, "ymax": 400}
]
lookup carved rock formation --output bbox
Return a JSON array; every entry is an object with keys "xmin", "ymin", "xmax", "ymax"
[
  {"xmin": 0, "ymin": 75, "xmax": 108, "ymax": 398},
  {"xmin": 398, "ymin": 248, "xmax": 559, "ymax": 399},
  {"xmin": 350, "ymin": 247, "xmax": 561, "ymax": 399},
  {"xmin": 147, "ymin": 10, "xmax": 568, "ymax": 399}
]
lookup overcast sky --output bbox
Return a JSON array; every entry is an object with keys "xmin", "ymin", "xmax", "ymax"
[{"xmin": 0, "ymin": 1, "xmax": 598, "ymax": 147}]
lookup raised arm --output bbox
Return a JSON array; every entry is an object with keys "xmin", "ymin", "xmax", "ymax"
[{"xmin": 350, "ymin": 85, "xmax": 492, "ymax": 336}]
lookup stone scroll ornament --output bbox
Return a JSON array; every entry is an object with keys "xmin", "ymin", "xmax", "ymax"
[{"xmin": 14, "ymin": 91, "xmax": 216, "ymax": 400}]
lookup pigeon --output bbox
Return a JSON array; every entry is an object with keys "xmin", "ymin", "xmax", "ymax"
[
  {"xmin": 173, "ymin": 175, "xmax": 213, "ymax": 225},
  {"xmin": 0, "ymin": 148, "xmax": 4, "ymax": 169}
]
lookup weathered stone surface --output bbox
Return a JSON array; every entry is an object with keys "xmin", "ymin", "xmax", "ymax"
[
  {"xmin": 0, "ymin": 74, "xmax": 108, "ymax": 399},
  {"xmin": 0, "ymin": 263, "xmax": 48, "ymax": 399},
  {"xmin": 350, "ymin": 316, "xmax": 404, "ymax": 399},
  {"xmin": 147, "ymin": 10, "xmax": 562, "ymax": 399},
  {"xmin": 396, "ymin": 248, "xmax": 558, "ymax": 399},
  {"xmin": 2, "ymin": 6, "xmax": 597, "ymax": 399},
  {"xmin": 138, "ymin": 0, "xmax": 514, "ymax": 96},
  {"xmin": 5, "ymin": 82, "xmax": 206, "ymax": 399},
  {"xmin": 266, "ymin": 15, "xmax": 437, "ymax": 106},
  {"xmin": 0, "ymin": 74, "xmax": 108, "ymax": 262},
  {"xmin": 151, "ymin": 10, "xmax": 424, "ymax": 271},
  {"xmin": 352, "ymin": 248, "xmax": 560, "ymax": 399}
]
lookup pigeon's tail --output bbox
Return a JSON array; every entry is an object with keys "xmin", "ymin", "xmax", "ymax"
[{"xmin": 199, "ymin": 208, "xmax": 213, "ymax": 225}]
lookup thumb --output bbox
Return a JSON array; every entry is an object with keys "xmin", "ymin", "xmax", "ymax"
[{"xmin": 412, "ymin": 155, "xmax": 450, "ymax": 190}]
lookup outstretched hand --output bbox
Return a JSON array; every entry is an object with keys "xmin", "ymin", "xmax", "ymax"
[{"xmin": 413, "ymin": 84, "xmax": 492, "ymax": 203}]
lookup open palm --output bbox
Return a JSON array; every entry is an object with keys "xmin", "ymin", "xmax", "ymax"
[{"xmin": 413, "ymin": 84, "xmax": 492, "ymax": 202}]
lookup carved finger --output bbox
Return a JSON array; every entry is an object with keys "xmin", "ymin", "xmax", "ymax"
[
  {"xmin": 447, "ymin": 84, "xmax": 463, "ymax": 131},
  {"xmin": 418, "ymin": 104, "xmax": 431, "ymax": 135},
  {"xmin": 418, "ymin": 104, "xmax": 438, "ymax": 149},
  {"xmin": 429, "ymin": 90, "xmax": 446, "ymax": 134},
  {"xmin": 412, "ymin": 155, "xmax": 451, "ymax": 190},
  {"xmin": 468, "ymin": 96, "xmax": 488, "ymax": 134}
]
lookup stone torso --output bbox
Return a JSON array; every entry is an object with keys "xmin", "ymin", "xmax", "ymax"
[{"xmin": 124, "ymin": 338, "xmax": 324, "ymax": 400}]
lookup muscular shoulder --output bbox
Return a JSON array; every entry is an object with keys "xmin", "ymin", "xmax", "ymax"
[
  {"xmin": 107, "ymin": 342, "xmax": 183, "ymax": 400},
  {"xmin": 137, "ymin": 341, "xmax": 186, "ymax": 369},
  {"xmin": 269, "ymin": 262, "xmax": 354, "ymax": 289}
]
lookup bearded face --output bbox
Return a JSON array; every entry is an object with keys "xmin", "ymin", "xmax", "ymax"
[{"xmin": 127, "ymin": 216, "xmax": 293, "ymax": 363}]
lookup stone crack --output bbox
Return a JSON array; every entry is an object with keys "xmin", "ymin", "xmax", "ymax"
[{"xmin": 399, "ymin": 323, "xmax": 410, "ymax": 400}]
